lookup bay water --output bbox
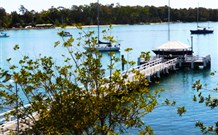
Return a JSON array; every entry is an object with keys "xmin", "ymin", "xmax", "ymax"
[{"xmin": 1, "ymin": 22, "xmax": 218, "ymax": 134}]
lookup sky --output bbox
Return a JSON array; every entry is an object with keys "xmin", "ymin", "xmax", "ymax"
[{"xmin": 1, "ymin": 0, "xmax": 218, "ymax": 13}]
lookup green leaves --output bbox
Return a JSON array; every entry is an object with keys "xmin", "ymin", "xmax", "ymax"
[
  {"xmin": 140, "ymin": 51, "xmax": 151, "ymax": 61},
  {"xmin": 177, "ymin": 106, "xmax": 186, "ymax": 116},
  {"xmin": 13, "ymin": 44, "xmax": 20, "ymax": 50},
  {"xmin": 6, "ymin": 58, "xmax": 11, "ymax": 62},
  {"xmin": 57, "ymin": 31, "xmax": 65, "ymax": 37},
  {"xmin": 195, "ymin": 121, "xmax": 218, "ymax": 134},
  {"xmin": 139, "ymin": 125, "xmax": 154, "ymax": 135},
  {"xmin": 63, "ymin": 37, "xmax": 74, "ymax": 47},
  {"xmin": 192, "ymin": 71, "xmax": 218, "ymax": 134},
  {"xmin": 192, "ymin": 80, "xmax": 202, "ymax": 91},
  {"xmin": 124, "ymin": 48, "xmax": 133, "ymax": 52},
  {"xmin": 54, "ymin": 41, "xmax": 60, "ymax": 47},
  {"xmin": 163, "ymin": 98, "xmax": 176, "ymax": 106}
]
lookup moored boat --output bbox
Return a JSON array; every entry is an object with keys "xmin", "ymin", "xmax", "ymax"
[
  {"xmin": 84, "ymin": 0, "xmax": 120, "ymax": 52},
  {"xmin": 84, "ymin": 41, "xmax": 120, "ymax": 52},
  {"xmin": 190, "ymin": 27, "xmax": 213, "ymax": 34},
  {"xmin": 190, "ymin": 3, "xmax": 214, "ymax": 35},
  {"xmin": 62, "ymin": 31, "xmax": 72, "ymax": 37},
  {"xmin": 0, "ymin": 32, "xmax": 9, "ymax": 38}
]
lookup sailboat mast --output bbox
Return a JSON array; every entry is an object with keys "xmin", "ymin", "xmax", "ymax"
[
  {"xmin": 97, "ymin": 0, "xmax": 100, "ymax": 44},
  {"xmin": 197, "ymin": 2, "xmax": 199, "ymax": 27},
  {"xmin": 168, "ymin": 0, "xmax": 170, "ymax": 41}
]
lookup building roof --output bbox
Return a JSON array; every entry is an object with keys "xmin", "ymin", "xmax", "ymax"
[{"xmin": 155, "ymin": 40, "xmax": 191, "ymax": 50}]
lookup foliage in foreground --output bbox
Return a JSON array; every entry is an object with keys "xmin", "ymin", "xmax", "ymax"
[
  {"xmin": 0, "ymin": 26, "xmax": 168, "ymax": 134},
  {"xmin": 192, "ymin": 71, "xmax": 218, "ymax": 134}
]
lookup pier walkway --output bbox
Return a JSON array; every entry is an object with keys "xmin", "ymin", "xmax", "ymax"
[
  {"xmin": 0, "ymin": 104, "xmax": 35, "ymax": 134},
  {"xmin": 135, "ymin": 55, "xmax": 211, "ymax": 81},
  {"xmin": 126, "ymin": 57, "xmax": 177, "ymax": 81}
]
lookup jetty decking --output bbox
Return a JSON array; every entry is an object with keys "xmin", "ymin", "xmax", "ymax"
[
  {"xmin": 126, "ymin": 57, "xmax": 177, "ymax": 81},
  {"xmin": 181, "ymin": 55, "xmax": 211, "ymax": 69},
  {"xmin": 134, "ymin": 55, "xmax": 211, "ymax": 81}
]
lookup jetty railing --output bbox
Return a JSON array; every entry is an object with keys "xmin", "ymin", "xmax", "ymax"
[
  {"xmin": 183, "ymin": 55, "xmax": 211, "ymax": 68},
  {"xmin": 0, "ymin": 104, "xmax": 32, "ymax": 124},
  {"xmin": 0, "ymin": 104, "xmax": 34, "ymax": 134},
  {"xmin": 123, "ymin": 58, "xmax": 163, "ymax": 74},
  {"xmin": 184, "ymin": 55, "xmax": 210, "ymax": 62},
  {"xmin": 126, "ymin": 58, "xmax": 178, "ymax": 81}
]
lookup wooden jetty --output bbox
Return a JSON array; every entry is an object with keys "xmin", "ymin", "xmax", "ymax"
[
  {"xmin": 128, "ymin": 54, "xmax": 210, "ymax": 82},
  {"xmin": 138, "ymin": 55, "xmax": 211, "ymax": 69},
  {"xmin": 0, "ymin": 104, "xmax": 36, "ymax": 134},
  {"xmin": 126, "ymin": 57, "xmax": 178, "ymax": 81},
  {"xmin": 134, "ymin": 40, "xmax": 211, "ymax": 81}
]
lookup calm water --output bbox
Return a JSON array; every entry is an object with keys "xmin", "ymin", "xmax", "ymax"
[{"xmin": 1, "ymin": 22, "xmax": 218, "ymax": 134}]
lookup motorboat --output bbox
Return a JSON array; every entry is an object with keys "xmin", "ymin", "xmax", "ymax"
[{"xmin": 62, "ymin": 31, "xmax": 72, "ymax": 37}]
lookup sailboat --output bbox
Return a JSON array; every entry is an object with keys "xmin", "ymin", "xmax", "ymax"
[
  {"xmin": 190, "ymin": 4, "xmax": 213, "ymax": 34},
  {"xmin": 84, "ymin": 0, "xmax": 120, "ymax": 52},
  {"xmin": 58, "ymin": 7, "xmax": 72, "ymax": 37},
  {"xmin": 190, "ymin": 26, "xmax": 213, "ymax": 34}
]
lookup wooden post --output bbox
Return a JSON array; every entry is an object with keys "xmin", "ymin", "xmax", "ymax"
[
  {"xmin": 179, "ymin": 58, "xmax": 182, "ymax": 67},
  {"xmin": 173, "ymin": 65, "xmax": 176, "ymax": 70},
  {"xmin": 191, "ymin": 61, "xmax": 194, "ymax": 69},
  {"xmin": 121, "ymin": 55, "xmax": 125, "ymax": 71},
  {"xmin": 147, "ymin": 76, "xmax": 151, "ymax": 82},
  {"xmin": 157, "ymin": 71, "xmax": 160, "ymax": 78},
  {"xmin": 166, "ymin": 67, "xmax": 169, "ymax": 73},
  {"xmin": 191, "ymin": 36, "xmax": 193, "ymax": 55},
  {"xmin": 203, "ymin": 57, "xmax": 206, "ymax": 67}
]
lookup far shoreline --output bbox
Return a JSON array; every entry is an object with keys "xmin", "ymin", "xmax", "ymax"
[{"xmin": 2, "ymin": 21, "xmax": 191, "ymax": 31}]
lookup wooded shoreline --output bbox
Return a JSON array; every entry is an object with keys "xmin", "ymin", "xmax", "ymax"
[{"xmin": 0, "ymin": 3, "xmax": 217, "ymax": 29}]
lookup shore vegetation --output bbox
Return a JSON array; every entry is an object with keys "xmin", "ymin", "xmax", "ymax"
[{"xmin": 0, "ymin": 3, "xmax": 217, "ymax": 29}]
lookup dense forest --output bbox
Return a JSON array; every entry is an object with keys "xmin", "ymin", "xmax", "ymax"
[{"xmin": 0, "ymin": 3, "xmax": 217, "ymax": 29}]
